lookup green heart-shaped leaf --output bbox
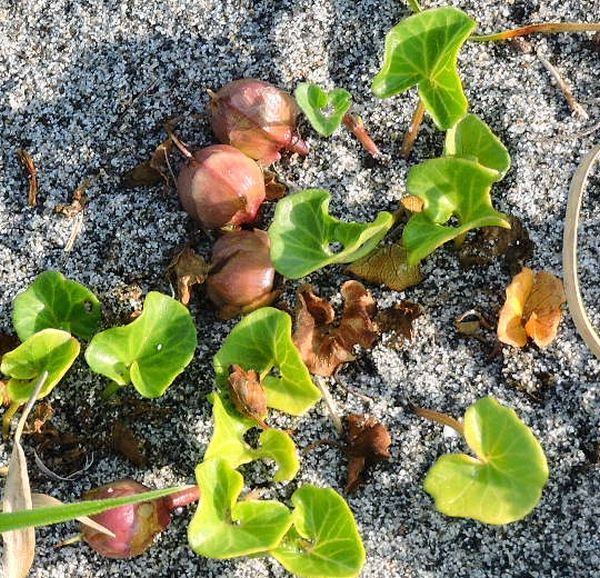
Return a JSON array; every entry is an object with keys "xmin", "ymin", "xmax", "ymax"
[
  {"xmin": 213, "ymin": 308, "xmax": 320, "ymax": 415},
  {"xmin": 371, "ymin": 7, "xmax": 477, "ymax": 129},
  {"xmin": 295, "ymin": 84, "xmax": 353, "ymax": 137},
  {"xmin": 424, "ymin": 397, "xmax": 549, "ymax": 525},
  {"xmin": 204, "ymin": 392, "xmax": 299, "ymax": 482},
  {"xmin": 268, "ymin": 189, "xmax": 394, "ymax": 279},
  {"xmin": 1, "ymin": 329, "xmax": 80, "ymax": 404},
  {"xmin": 84, "ymin": 291, "xmax": 197, "ymax": 398},
  {"xmin": 402, "ymin": 157, "xmax": 510, "ymax": 264},
  {"xmin": 12, "ymin": 271, "xmax": 101, "ymax": 341},
  {"xmin": 271, "ymin": 485, "xmax": 366, "ymax": 578},
  {"xmin": 444, "ymin": 114, "xmax": 511, "ymax": 178},
  {"xmin": 188, "ymin": 458, "xmax": 292, "ymax": 559}
]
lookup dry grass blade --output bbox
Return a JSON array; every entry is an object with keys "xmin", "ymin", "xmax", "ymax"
[
  {"xmin": 563, "ymin": 143, "xmax": 600, "ymax": 359},
  {"xmin": 16, "ymin": 149, "xmax": 38, "ymax": 208},
  {"xmin": 2, "ymin": 371, "xmax": 48, "ymax": 578}
]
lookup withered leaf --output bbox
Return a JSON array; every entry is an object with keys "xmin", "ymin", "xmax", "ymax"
[
  {"xmin": 458, "ymin": 215, "xmax": 533, "ymax": 273},
  {"xmin": 16, "ymin": 148, "xmax": 38, "ymax": 208},
  {"xmin": 347, "ymin": 243, "xmax": 423, "ymax": 292},
  {"xmin": 168, "ymin": 246, "xmax": 210, "ymax": 306},
  {"xmin": 376, "ymin": 301, "xmax": 423, "ymax": 341},
  {"xmin": 344, "ymin": 414, "xmax": 391, "ymax": 493},
  {"xmin": 263, "ymin": 169, "xmax": 288, "ymax": 201},
  {"xmin": 24, "ymin": 401, "xmax": 54, "ymax": 435},
  {"xmin": 54, "ymin": 178, "xmax": 90, "ymax": 218},
  {"xmin": 228, "ymin": 364, "xmax": 268, "ymax": 428},
  {"xmin": 498, "ymin": 267, "xmax": 566, "ymax": 348},
  {"xmin": 122, "ymin": 138, "xmax": 173, "ymax": 188},
  {"xmin": 111, "ymin": 420, "xmax": 147, "ymax": 467},
  {"xmin": 293, "ymin": 281, "xmax": 379, "ymax": 377},
  {"xmin": 400, "ymin": 195, "xmax": 424, "ymax": 213}
]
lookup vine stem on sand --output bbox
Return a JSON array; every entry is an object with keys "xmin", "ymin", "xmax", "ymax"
[
  {"xmin": 411, "ymin": 404, "xmax": 464, "ymax": 436},
  {"xmin": 562, "ymin": 143, "xmax": 600, "ymax": 360},
  {"xmin": 470, "ymin": 22, "xmax": 600, "ymax": 42}
]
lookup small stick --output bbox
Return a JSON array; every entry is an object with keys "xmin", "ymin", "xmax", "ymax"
[
  {"xmin": 411, "ymin": 404, "xmax": 464, "ymax": 435},
  {"xmin": 535, "ymin": 49, "xmax": 588, "ymax": 119},
  {"xmin": 164, "ymin": 124, "xmax": 194, "ymax": 160},
  {"xmin": 401, "ymin": 100, "xmax": 426, "ymax": 159},
  {"xmin": 16, "ymin": 149, "xmax": 39, "ymax": 207},
  {"xmin": 301, "ymin": 439, "xmax": 343, "ymax": 456},
  {"xmin": 470, "ymin": 22, "xmax": 600, "ymax": 43},
  {"xmin": 64, "ymin": 212, "xmax": 84, "ymax": 253},
  {"xmin": 342, "ymin": 113, "xmax": 381, "ymax": 158},
  {"xmin": 314, "ymin": 375, "xmax": 343, "ymax": 434},
  {"xmin": 334, "ymin": 375, "xmax": 374, "ymax": 403}
]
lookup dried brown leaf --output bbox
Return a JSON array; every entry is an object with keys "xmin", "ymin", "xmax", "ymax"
[
  {"xmin": 376, "ymin": 301, "xmax": 423, "ymax": 341},
  {"xmin": 228, "ymin": 364, "xmax": 268, "ymax": 427},
  {"xmin": 293, "ymin": 282, "xmax": 379, "ymax": 377},
  {"xmin": 168, "ymin": 246, "xmax": 210, "ymax": 306},
  {"xmin": 347, "ymin": 243, "xmax": 423, "ymax": 292},
  {"xmin": 122, "ymin": 138, "xmax": 173, "ymax": 188},
  {"xmin": 498, "ymin": 268, "xmax": 566, "ymax": 348},
  {"xmin": 16, "ymin": 148, "xmax": 38, "ymax": 208},
  {"xmin": 344, "ymin": 414, "xmax": 391, "ymax": 493},
  {"xmin": 400, "ymin": 195, "xmax": 424, "ymax": 213},
  {"xmin": 263, "ymin": 169, "xmax": 288, "ymax": 200},
  {"xmin": 111, "ymin": 421, "xmax": 147, "ymax": 467},
  {"xmin": 54, "ymin": 179, "xmax": 90, "ymax": 218}
]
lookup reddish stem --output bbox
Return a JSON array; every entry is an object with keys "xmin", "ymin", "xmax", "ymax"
[
  {"xmin": 342, "ymin": 113, "xmax": 381, "ymax": 158},
  {"xmin": 411, "ymin": 405, "xmax": 464, "ymax": 435},
  {"xmin": 164, "ymin": 125, "xmax": 193, "ymax": 160},
  {"xmin": 401, "ymin": 100, "xmax": 426, "ymax": 159},
  {"xmin": 163, "ymin": 485, "xmax": 200, "ymax": 511},
  {"xmin": 470, "ymin": 22, "xmax": 600, "ymax": 42}
]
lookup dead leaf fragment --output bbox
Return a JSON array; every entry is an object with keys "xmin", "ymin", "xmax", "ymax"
[
  {"xmin": 122, "ymin": 138, "xmax": 173, "ymax": 188},
  {"xmin": 344, "ymin": 414, "xmax": 391, "ymax": 493},
  {"xmin": 498, "ymin": 267, "xmax": 566, "ymax": 348},
  {"xmin": 111, "ymin": 421, "xmax": 147, "ymax": 467},
  {"xmin": 228, "ymin": 364, "xmax": 268, "ymax": 428},
  {"xmin": 347, "ymin": 243, "xmax": 423, "ymax": 292},
  {"xmin": 376, "ymin": 301, "xmax": 423, "ymax": 341},
  {"xmin": 54, "ymin": 178, "xmax": 90, "ymax": 218},
  {"xmin": 168, "ymin": 246, "xmax": 210, "ymax": 305},
  {"xmin": 400, "ymin": 195, "xmax": 424, "ymax": 213},
  {"xmin": 16, "ymin": 148, "xmax": 38, "ymax": 207},
  {"xmin": 263, "ymin": 169, "xmax": 287, "ymax": 200},
  {"xmin": 293, "ymin": 282, "xmax": 379, "ymax": 376}
]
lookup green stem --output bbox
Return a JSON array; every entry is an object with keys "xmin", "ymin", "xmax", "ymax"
[
  {"xmin": 470, "ymin": 22, "xmax": 600, "ymax": 42},
  {"xmin": 101, "ymin": 382, "xmax": 122, "ymax": 401},
  {"xmin": 406, "ymin": 0, "xmax": 422, "ymax": 13}
]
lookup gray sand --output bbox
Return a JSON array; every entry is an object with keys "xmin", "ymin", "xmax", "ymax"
[{"xmin": 1, "ymin": 0, "xmax": 600, "ymax": 576}]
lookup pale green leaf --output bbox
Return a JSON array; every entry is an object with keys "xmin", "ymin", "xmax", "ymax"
[
  {"xmin": 272, "ymin": 485, "xmax": 366, "ymax": 578},
  {"xmin": 204, "ymin": 392, "xmax": 299, "ymax": 482},
  {"xmin": 1, "ymin": 330, "xmax": 79, "ymax": 404},
  {"xmin": 84, "ymin": 291, "xmax": 197, "ymax": 398},
  {"xmin": 188, "ymin": 459, "xmax": 292, "ymax": 559},
  {"xmin": 444, "ymin": 114, "xmax": 511, "ymax": 178},
  {"xmin": 424, "ymin": 397, "xmax": 549, "ymax": 525},
  {"xmin": 402, "ymin": 157, "xmax": 510, "ymax": 264},
  {"xmin": 371, "ymin": 7, "xmax": 476, "ymax": 129},
  {"xmin": 295, "ymin": 84, "xmax": 352, "ymax": 137},
  {"xmin": 268, "ymin": 189, "xmax": 394, "ymax": 279},
  {"xmin": 213, "ymin": 308, "xmax": 320, "ymax": 415},
  {"xmin": 12, "ymin": 271, "xmax": 101, "ymax": 341}
]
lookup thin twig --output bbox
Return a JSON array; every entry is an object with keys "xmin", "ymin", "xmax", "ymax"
[
  {"xmin": 64, "ymin": 212, "xmax": 84, "ymax": 253},
  {"xmin": 410, "ymin": 404, "xmax": 464, "ymax": 435},
  {"xmin": 313, "ymin": 376, "xmax": 343, "ymax": 434},
  {"xmin": 342, "ymin": 113, "xmax": 381, "ymax": 158},
  {"xmin": 301, "ymin": 439, "xmax": 343, "ymax": 456},
  {"xmin": 470, "ymin": 22, "xmax": 600, "ymax": 42},
  {"xmin": 334, "ymin": 375, "xmax": 374, "ymax": 403},
  {"xmin": 16, "ymin": 149, "xmax": 39, "ymax": 207},
  {"xmin": 563, "ymin": 143, "xmax": 600, "ymax": 360},
  {"xmin": 401, "ymin": 100, "xmax": 426, "ymax": 159}
]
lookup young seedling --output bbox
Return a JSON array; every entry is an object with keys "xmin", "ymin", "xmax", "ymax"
[
  {"xmin": 85, "ymin": 291, "xmax": 197, "ymax": 399},
  {"xmin": 419, "ymin": 397, "xmax": 549, "ymax": 525},
  {"xmin": 268, "ymin": 189, "xmax": 394, "ymax": 278},
  {"xmin": 187, "ymin": 458, "xmax": 293, "ymax": 559},
  {"xmin": 204, "ymin": 392, "xmax": 299, "ymax": 482},
  {"xmin": 295, "ymin": 83, "xmax": 353, "ymax": 137},
  {"xmin": 213, "ymin": 307, "xmax": 321, "ymax": 415},
  {"xmin": 271, "ymin": 485, "xmax": 366, "ymax": 578},
  {"xmin": 402, "ymin": 114, "xmax": 511, "ymax": 264},
  {"xmin": 1, "ymin": 329, "xmax": 80, "ymax": 435},
  {"xmin": 12, "ymin": 271, "xmax": 101, "ymax": 341}
]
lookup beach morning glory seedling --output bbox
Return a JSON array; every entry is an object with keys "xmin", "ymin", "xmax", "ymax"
[
  {"xmin": 12, "ymin": 271, "xmax": 101, "ymax": 341},
  {"xmin": 268, "ymin": 189, "xmax": 394, "ymax": 279},
  {"xmin": 295, "ymin": 83, "xmax": 353, "ymax": 137},
  {"xmin": 424, "ymin": 397, "xmax": 549, "ymax": 525},
  {"xmin": 85, "ymin": 291, "xmax": 197, "ymax": 398}
]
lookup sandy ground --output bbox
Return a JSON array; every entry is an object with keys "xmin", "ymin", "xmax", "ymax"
[{"xmin": 1, "ymin": 0, "xmax": 600, "ymax": 576}]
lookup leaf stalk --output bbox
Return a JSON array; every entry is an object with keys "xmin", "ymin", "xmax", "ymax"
[{"xmin": 470, "ymin": 22, "xmax": 600, "ymax": 42}]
